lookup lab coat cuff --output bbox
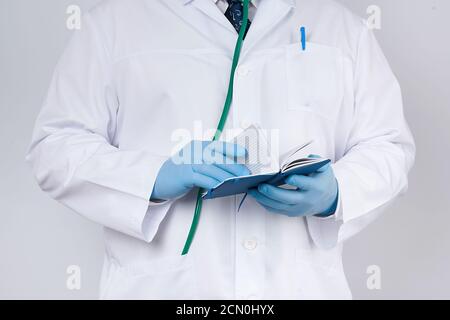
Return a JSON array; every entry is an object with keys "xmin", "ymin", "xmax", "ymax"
[
  {"xmin": 306, "ymin": 189, "xmax": 343, "ymax": 249},
  {"xmin": 330, "ymin": 161, "xmax": 406, "ymax": 244},
  {"xmin": 331, "ymin": 160, "xmax": 376, "ymax": 223},
  {"xmin": 306, "ymin": 214, "xmax": 343, "ymax": 250},
  {"xmin": 109, "ymin": 153, "xmax": 172, "ymax": 241},
  {"xmin": 140, "ymin": 200, "xmax": 175, "ymax": 243},
  {"xmin": 138, "ymin": 154, "xmax": 176, "ymax": 242}
]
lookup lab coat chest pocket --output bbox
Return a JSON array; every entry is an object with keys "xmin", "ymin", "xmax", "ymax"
[{"xmin": 285, "ymin": 42, "xmax": 344, "ymax": 121}]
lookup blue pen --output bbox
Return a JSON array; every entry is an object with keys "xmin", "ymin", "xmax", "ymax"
[{"xmin": 300, "ymin": 26, "xmax": 306, "ymax": 51}]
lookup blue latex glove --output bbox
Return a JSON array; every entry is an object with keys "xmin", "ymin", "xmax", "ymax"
[
  {"xmin": 248, "ymin": 155, "xmax": 338, "ymax": 217},
  {"xmin": 151, "ymin": 141, "xmax": 250, "ymax": 201}
]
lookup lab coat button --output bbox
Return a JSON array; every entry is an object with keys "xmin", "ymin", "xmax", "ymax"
[
  {"xmin": 237, "ymin": 66, "xmax": 250, "ymax": 76},
  {"xmin": 243, "ymin": 239, "xmax": 257, "ymax": 250}
]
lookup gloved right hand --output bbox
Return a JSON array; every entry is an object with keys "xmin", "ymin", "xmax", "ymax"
[{"xmin": 151, "ymin": 141, "xmax": 250, "ymax": 201}]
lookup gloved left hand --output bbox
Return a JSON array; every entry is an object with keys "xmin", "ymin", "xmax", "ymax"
[{"xmin": 248, "ymin": 155, "xmax": 339, "ymax": 217}]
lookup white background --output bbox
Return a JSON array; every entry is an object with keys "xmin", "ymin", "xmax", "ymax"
[{"xmin": 0, "ymin": 0, "xmax": 449, "ymax": 299}]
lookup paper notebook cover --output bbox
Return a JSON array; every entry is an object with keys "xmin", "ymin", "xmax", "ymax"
[{"xmin": 202, "ymin": 158, "xmax": 330, "ymax": 200}]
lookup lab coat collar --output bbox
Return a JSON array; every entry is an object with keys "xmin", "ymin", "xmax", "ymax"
[
  {"xmin": 212, "ymin": 0, "xmax": 261, "ymax": 9},
  {"xmin": 170, "ymin": 0, "xmax": 296, "ymax": 55},
  {"xmin": 162, "ymin": 0, "xmax": 236, "ymax": 53},
  {"xmin": 179, "ymin": 0, "xmax": 239, "ymax": 35},
  {"xmin": 240, "ymin": 0, "xmax": 295, "ymax": 56},
  {"xmin": 180, "ymin": 0, "xmax": 295, "ymax": 7}
]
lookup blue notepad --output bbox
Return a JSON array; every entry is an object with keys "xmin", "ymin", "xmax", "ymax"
[{"xmin": 203, "ymin": 158, "xmax": 330, "ymax": 200}]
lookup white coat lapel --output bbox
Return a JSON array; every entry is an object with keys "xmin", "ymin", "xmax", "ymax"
[
  {"xmin": 162, "ymin": 0, "xmax": 237, "ymax": 51},
  {"xmin": 242, "ymin": 0, "xmax": 295, "ymax": 56},
  {"xmin": 189, "ymin": 0, "xmax": 237, "ymax": 34}
]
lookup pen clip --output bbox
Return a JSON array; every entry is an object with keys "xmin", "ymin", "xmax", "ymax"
[{"xmin": 300, "ymin": 26, "xmax": 306, "ymax": 51}]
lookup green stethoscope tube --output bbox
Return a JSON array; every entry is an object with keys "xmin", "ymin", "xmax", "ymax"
[{"xmin": 182, "ymin": 0, "xmax": 250, "ymax": 255}]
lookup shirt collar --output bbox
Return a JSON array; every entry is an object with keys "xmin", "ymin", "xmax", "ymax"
[{"xmin": 214, "ymin": 0, "xmax": 260, "ymax": 8}]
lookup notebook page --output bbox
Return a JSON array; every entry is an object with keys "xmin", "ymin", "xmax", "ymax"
[{"xmin": 232, "ymin": 125, "xmax": 279, "ymax": 175}]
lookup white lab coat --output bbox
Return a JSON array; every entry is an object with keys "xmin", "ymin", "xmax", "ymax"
[{"xmin": 27, "ymin": 0, "xmax": 415, "ymax": 300}]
